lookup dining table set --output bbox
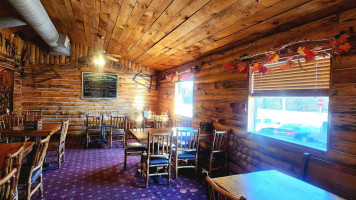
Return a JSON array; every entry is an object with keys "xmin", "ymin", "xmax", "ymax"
[{"xmin": 0, "ymin": 111, "xmax": 69, "ymax": 199}]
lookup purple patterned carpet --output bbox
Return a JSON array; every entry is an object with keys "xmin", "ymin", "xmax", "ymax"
[{"xmin": 29, "ymin": 136, "xmax": 207, "ymax": 200}]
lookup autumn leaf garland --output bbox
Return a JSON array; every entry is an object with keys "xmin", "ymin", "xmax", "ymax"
[{"xmin": 224, "ymin": 33, "xmax": 352, "ymax": 75}]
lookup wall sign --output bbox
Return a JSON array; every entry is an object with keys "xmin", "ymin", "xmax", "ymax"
[{"xmin": 82, "ymin": 72, "xmax": 118, "ymax": 99}]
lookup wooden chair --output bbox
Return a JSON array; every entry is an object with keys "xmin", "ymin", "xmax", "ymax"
[
  {"xmin": 174, "ymin": 120, "xmax": 192, "ymax": 127},
  {"xmin": 25, "ymin": 110, "xmax": 42, "ymax": 121},
  {"xmin": 154, "ymin": 115, "xmax": 171, "ymax": 129},
  {"xmin": 0, "ymin": 168, "xmax": 18, "ymax": 200},
  {"xmin": 45, "ymin": 119, "xmax": 70, "ymax": 169},
  {"xmin": 107, "ymin": 115, "xmax": 126, "ymax": 148},
  {"xmin": 202, "ymin": 170, "xmax": 240, "ymax": 200},
  {"xmin": 1, "ymin": 144, "xmax": 25, "ymax": 200},
  {"xmin": 18, "ymin": 135, "xmax": 51, "ymax": 200},
  {"xmin": 200, "ymin": 130, "xmax": 230, "ymax": 176},
  {"xmin": 86, "ymin": 115, "xmax": 103, "ymax": 148},
  {"xmin": 124, "ymin": 122, "xmax": 146, "ymax": 170},
  {"xmin": 6, "ymin": 115, "xmax": 25, "ymax": 130},
  {"xmin": 0, "ymin": 119, "xmax": 7, "ymax": 143},
  {"xmin": 172, "ymin": 129, "xmax": 200, "ymax": 179},
  {"xmin": 141, "ymin": 131, "xmax": 173, "ymax": 188}
]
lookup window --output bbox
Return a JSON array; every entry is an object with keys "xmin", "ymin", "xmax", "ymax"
[
  {"xmin": 247, "ymin": 56, "xmax": 330, "ymax": 151},
  {"xmin": 174, "ymin": 81, "xmax": 193, "ymax": 118}
]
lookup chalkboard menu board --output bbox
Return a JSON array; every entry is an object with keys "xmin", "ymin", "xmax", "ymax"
[{"xmin": 82, "ymin": 72, "xmax": 118, "ymax": 99}]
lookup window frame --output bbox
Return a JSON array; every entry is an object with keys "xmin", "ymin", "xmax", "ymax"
[
  {"xmin": 246, "ymin": 57, "xmax": 332, "ymax": 152},
  {"xmin": 174, "ymin": 80, "xmax": 194, "ymax": 119}
]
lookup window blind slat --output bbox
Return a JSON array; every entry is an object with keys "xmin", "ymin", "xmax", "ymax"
[{"xmin": 251, "ymin": 57, "xmax": 330, "ymax": 96}]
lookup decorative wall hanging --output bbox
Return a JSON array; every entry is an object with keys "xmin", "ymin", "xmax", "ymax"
[
  {"xmin": 133, "ymin": 70, "xmax": 153, "ymax": 90},
  {"xmin": 165, "ymin": 66, "xmax": 200, "ymax": 82},
  {"xmin": 32, "ymin": 65, "xmax": 61, "ymax": 88},
  {"xmin": 224, "ymin": 31, "xmax": 353, "ymax": 76}
]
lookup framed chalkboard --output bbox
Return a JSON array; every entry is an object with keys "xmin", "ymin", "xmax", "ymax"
[{"xmin": 82, "ymin": 72, "xmax": 118, "ymax": 99}]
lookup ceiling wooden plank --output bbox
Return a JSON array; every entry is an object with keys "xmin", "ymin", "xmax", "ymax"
[
  {"xmin": 117, "ymin": 0, "xmax": 172, "ymax": 56},
  {"xmin": 93, "ymin": 0, "xmax": 101, "ymax": 49},
  {"xmin": 141, "ymin": 0, "xmax": 266, "ymax": 66},
  {"xmin": 96, "ymin": 0, "xmax": 113, "ymax": 50},
  {"xmin": 106, "ymin": 0, "xmax": 138, "ymax": 53},
  {"xmin": 83, "ymin": 14, "xmax": 95, "ymax": 48},
  {"xmin": 135, "ymin": 0, "xmax": 241, "ymax": 65},
  {"xmin": 146, "ymin": 0, "xmax": 284, "ymax": 65},
  {"xmin": 55, "ymin": 0, "xmax": 76, "ymax": 41},
  {"xmin": 190, "ymin": 0, "xmax": 356, "ymax": 58},
  {"xmin": 63, "ymin": 0, "xmax": 84, "ymax": 44},
  {"xmin": 152, "ymin": 0, "xmax": 354, "ymax": 68},
  {"xmin": 125, "ymin": 0, "xmax": 209, "ymax": 61},
  {"xmin": 70, "ymin": 0, "xmax": 86, "ymax": 45},
  {"xmin": 149, "ymin": 0, "xmax": 307, "ymax": 67},
  {"xmin": 103, "ymin": 0, "xmax": 123, "ymax": 50},
  {"xmin": 114, "ymin": 0, "xmax": 153, "ymax": 53}
]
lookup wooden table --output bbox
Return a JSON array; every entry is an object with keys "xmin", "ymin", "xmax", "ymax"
[
  {"xmin": 0, "ymin": 142, "xmax": 35, "ymax": 167},
  {"xmin": 1, "ymin": 123, "xmax": 61, "ymax": 143},
  {"xmin": 212, "ymin": 170, "xmax": 344, "ymax": 200}
]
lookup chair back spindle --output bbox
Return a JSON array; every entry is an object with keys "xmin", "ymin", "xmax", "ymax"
[
  {"xmin": 86, "ymin": 115, "xmax": 102, "ymax": 130},
  {"xmin": 31, "ymin": 135, "xmax": 51, "ymax": 171},
  {"xmin": 176, "ymin": 129, "xmax": 200, "ymax": 151},
  {"xmin": 174, "ymin": 120, "xmax": 192, "ymax": 127},
  {"xmin": 59, "ymin": 119, "xmax": 70, "ymax": 145},
  {"xmin": 212, "ymin": 131, "xmax": 228, "ymax": 152},
  {"xmin": 0, "ymin": 168, "xmax": 17, "ymax": 200},
  {"xmin": 148, "ymin": 132, "xmax": 173, "ymax": 158}
]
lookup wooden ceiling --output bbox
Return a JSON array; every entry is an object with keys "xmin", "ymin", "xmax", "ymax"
[{"xmin": 1, "ymin": 0, "xmax": 356, "ymax": 71}]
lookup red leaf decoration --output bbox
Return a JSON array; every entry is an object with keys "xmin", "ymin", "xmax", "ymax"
[
  {"xmin": 303, "ymin": 48, "xmax": 317, "ymax": 63},
  {"xmin": 225, "ymin": 62, "xmax": 234, "ymax": 70}
]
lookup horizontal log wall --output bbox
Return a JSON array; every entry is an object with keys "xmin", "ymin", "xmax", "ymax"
[
  {"xmin": 20, "ymin": 65, "xmax": 158, "ymax": 135},
  {"xmin": 158, "ymin": 8, "xmax": 356, "ymax": 199},
  {"xmin": 0, "ymin": 28, "xmax": 158, "ymax": 135}
]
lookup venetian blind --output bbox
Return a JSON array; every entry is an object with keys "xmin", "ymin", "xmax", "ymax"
[{"xmin": 250, "ymin": 56, "xmax": 330, "ymax": 96}]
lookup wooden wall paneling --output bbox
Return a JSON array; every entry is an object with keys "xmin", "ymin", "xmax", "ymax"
[{"xmin": 21, "ymin": 64, "xmax": 158, "ymax": 135}]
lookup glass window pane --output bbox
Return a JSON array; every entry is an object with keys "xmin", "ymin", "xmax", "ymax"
[
  {"xmin": 251, "ymin": 96, "xmax": 328, "ymax": 151},
  {"xmin": 174, "ymin": 81, "xmax": 193, "ymax": 118}
]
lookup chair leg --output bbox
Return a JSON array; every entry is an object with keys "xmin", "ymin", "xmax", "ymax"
[
  {"xmin": 175, "ymin": 159, "xmax": 178, "ymax": 179},
  {"xmin": 195, "ymin": 159, "xmax": 198, "ymax": 179},
  {"xmin": 57, "ymin": 150, "xmax": 61, "ymax": 169},
  {"xmin": 26, "ymin": 181, "xmax": 31, "ymax": 200},
  {"xmin": 145, "ymin": 167, "xmax": 149, "ymax": 188},
  {"xmin": 86, "ymin": 135, "xmax": 89, "ymax": 148},
  {"xmin": 167, "ymin": 164, "xmax": 171, "ymax": 186},
  {"xmin": 62, "ymin": 146, "xmax": 65, "ymax": 162},
  {"xmin": 110, "ymin": 135, "xmax": 112, "ymax": 149},
  {"xmin": 124, "ymin": 150, "xmax": 127, "ymax": 170},
  {"xmin": 39, "ymin": 174, "xmax": 43, "ymax": 197}
]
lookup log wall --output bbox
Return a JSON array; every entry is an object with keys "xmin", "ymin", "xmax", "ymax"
[
  {"xmin": 0, "ymin": 28, "xmax": 158, "ymax": 135},
  {"xmin": 158, "ymin": 8, "xmax": 356, "ymax": 199}
]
